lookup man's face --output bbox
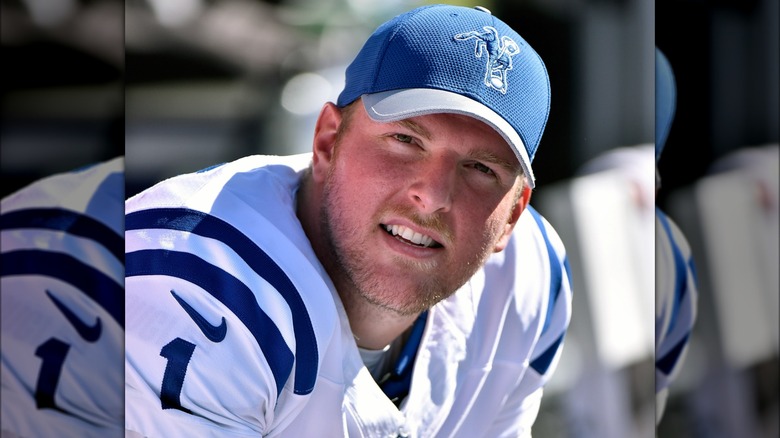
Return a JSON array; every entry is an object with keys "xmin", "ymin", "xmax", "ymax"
[{"xmin": 316, "ymin": 103, "xmax": 528, "ymax": 316}]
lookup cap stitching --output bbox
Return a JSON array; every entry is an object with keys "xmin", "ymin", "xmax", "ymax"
[{"xmin": 371, "ymin": 5, "xmax": 438, "ymax": 95}]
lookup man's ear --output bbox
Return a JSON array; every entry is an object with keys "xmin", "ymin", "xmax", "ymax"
[
  {"xmin": 311, "ymin": 102, "xmax": 343, "ymax": 183},
  {"xmin": 493, "ymin": 185, "xmax": 532, "ymax": 252}
]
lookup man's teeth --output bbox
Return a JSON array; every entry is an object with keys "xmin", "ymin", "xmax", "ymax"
[{"xmin": 385, "ymin": 224, "xmax": 435, "ymax": 248}]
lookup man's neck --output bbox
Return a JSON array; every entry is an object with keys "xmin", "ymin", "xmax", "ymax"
[{"xmin": 338, "ymin": 286, "xmax": 418, "ymax": 350}]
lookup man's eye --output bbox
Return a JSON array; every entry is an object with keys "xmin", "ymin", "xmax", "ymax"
[
  {"xmin": 473, "ymin": 162, "xmax": 495, "ymax": 175},
  {"xmin": 393, "ymin": 134, "xmax": 414, "ymax": 143}
]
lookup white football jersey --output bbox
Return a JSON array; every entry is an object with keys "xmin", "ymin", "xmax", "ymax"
[
  {"xmin": 1, "ymin": 157, "xmax": 125, "ymax": 437},
  {"xmin": 124, "ymin": 154, "xmax": 572, "ymax": 437}
]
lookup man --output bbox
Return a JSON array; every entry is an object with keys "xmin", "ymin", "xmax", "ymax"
[
  {"xmin": 125, "ymin": 5, "xmax": 572, "ymax": 437},
  {"xmin": 654, "ymin": 47, "xmax": 699, "ymax": 425},
  {"xmin": 1, "ymin": 157, "xmax": 125, "ymax": 437}
]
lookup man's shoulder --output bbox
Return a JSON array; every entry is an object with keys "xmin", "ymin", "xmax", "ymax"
[
  {"xmin": 124, "ymin": 151, "xmax": 339, "ymax": 428},
  {"xmin": 478, "ymin": 204, "xmax": 570, "ymax": 297},
  {"xmin": 1, "ymin": 157, "xmax": 126, "ymax": 437},
  {"xmin": 473, "ymin": 204, "xmax": 572, "ymax": 374},
  {"xmin": 494, "ymin": 204, "xmax": 569, "ymax": 276},
  {"xmin": 655, "ymin": 208, "xmax": 693, "ymax": 254},
  {"xmin": 126, "ymin": 154, "xmax": 311, "ymax": 212}
]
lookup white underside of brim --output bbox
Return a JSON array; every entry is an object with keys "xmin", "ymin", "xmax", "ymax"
[{"xmin": 362, "ymin": 88, "xmax": 535, "ymax": 188}]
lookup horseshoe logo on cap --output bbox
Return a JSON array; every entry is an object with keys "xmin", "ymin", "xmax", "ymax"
[{"xmin": 455, "ymin": 26, "xmax": 521, "ymax": 94}]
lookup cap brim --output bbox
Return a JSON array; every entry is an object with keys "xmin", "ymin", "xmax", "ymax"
[{"xmin": 362, "ymin": 88, "xmax": 535, "ymax": 188}]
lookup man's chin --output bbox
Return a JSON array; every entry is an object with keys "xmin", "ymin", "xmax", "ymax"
[{"xmin": 358, "ymin": 283, "xmax": 450, "ymax": 316}]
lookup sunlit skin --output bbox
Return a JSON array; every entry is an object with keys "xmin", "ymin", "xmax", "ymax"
[{"xmin": 297, "ymin": 100, "xmax": 532, "ymax": 349}]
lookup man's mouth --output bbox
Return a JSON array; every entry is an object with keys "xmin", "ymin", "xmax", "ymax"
[{"xmin": 382, "ymin": 224, "xmax": 443, "ymax": 248}]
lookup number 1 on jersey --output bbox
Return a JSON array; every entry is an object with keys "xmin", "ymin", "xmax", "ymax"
[
  {"xmin": 34, "ymin": 338, "xmax": 70, "ymax": 412},
  {"xmin": 159, "ymin": 338, "xmax": 196, "ymax": 413}
]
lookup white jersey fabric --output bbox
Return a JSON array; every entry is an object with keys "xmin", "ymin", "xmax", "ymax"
[
  {"xmin": 124, "ymin": 154, "xmax": 572, "ymax": 437},
  {"xmin": 1, "ymin": 157, "xmax": 125, "ymax": 438},
  {"xmin": 655, "ymin": 207, "xmax": 698, "ymax": 423}
]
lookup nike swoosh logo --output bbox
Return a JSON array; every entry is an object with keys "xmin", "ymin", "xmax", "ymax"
[
  {"xmin": 171, "ymin": 290, "xmax": 227, "ymax": 343},
  {"xmin": 46, "ymin": 290, "xmax": 102, "ymax": 342}
]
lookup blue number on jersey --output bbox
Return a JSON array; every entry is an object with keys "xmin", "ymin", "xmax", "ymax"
[
  {"xmin": 34, "ymin": 339, "xmax": 70, "ymax": 411},
  {"xmin": 159, "ymin": 338, "xmax": 196, "ymax": 413}
]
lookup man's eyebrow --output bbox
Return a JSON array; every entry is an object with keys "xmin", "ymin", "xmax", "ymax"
[
  {"xmin": 470, "ymin": 149, "xmax": 522, "ymax": 176},
  {"xmin": 394, "ymin": 119, "xmax": 432, "ymax": 140}
]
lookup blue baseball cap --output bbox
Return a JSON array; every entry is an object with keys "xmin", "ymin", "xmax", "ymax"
[
  {"xmin": 655, "ymin": 48, "xmax": 677, "ymax": 162},
  {"xmin": 336, "ymin": 4, "xmax": 551, "ymax": 188}
]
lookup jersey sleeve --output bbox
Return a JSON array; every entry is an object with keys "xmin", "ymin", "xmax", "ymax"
[
  {"xmin": 1, "ymin": 157, "xmax": 125, "ymax": 438},
  {"xmin": 487, "ymin": 205, "xmax": 573, "ymax": 437},
  {"xmin": 525, "ymin": 206, "xmax": 573, "ymax": 385}
]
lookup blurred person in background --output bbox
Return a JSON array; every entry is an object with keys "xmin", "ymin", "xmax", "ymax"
[{"xmin": 124, "ymin": 4, "xmax": 572, "ymax": 437}]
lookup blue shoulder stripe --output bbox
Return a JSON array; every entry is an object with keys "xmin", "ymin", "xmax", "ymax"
[
  {"xmin": 526, "ymin": 205, "xmax": 570, "ymax": 375},
  {"xmin": 1, "ymin": 249, "xmax": 124, "ymax": 327},
  {"xmin": 126, "ymin": 249, "xmax": 294, "ymax": 397},
  {"xmin": 0, "ymin": 208, "xmax": 124, "ymax": 262},
  {"xmin": 530, "ymin": 333, "xmax": 564, "ymax": 376},
  {"xmin": 656, "ymin": 333, "xmax": 690, "ymax": 375},
  {"xmin": 126, "ymin": 208, "xmax": 318, "ymax": 395}
]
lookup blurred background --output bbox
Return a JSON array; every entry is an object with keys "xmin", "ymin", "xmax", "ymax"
[
  {"xmin": 1, "ymin": 0, "xmax": 124, "ymax": 198},
  {"xmin": 654, "ymin": 0, "xmax": 778, "ymax": 437},
  {"xmin": 2, "ymin": 0, "xmax": 777, "ymax": 437}
]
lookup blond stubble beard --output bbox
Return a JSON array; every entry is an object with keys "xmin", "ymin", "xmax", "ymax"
[{"xmin": 319, "ymin": 157, "xmax": 501, "ymax": 317}]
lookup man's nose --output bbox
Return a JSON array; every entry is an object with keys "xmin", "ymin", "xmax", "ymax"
[{"xmin": 407, "ymin": 158, "xmax": 455, "ymax": 215}]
